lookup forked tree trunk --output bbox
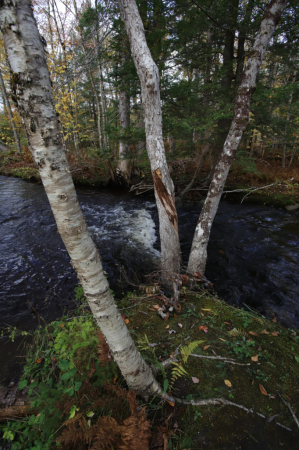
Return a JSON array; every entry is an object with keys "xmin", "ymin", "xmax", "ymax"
[
  {"xmin": 0, "ymin": 70, "xmax": 22, "ymax": 156},
  {"xmin": 119, "ymin": 0, "xmax": 181, "ymax": 278},
  {"xmin": 187, "ymin": 0, "xmax": 287, "ymax": 275},
  {"xmin": 0, "ymin": 0, "xmax": 160, "ymax": 398}
]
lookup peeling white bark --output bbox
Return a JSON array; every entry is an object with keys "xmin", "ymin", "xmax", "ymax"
[
  {"xmin": 187, "ymin": 0, "xmax": 287, "ymax": 274},
  {"xmin": 119, "ymin": 0, "xmax": 181, "ymax": 278},
  {"xmin": 0, "ymin": 0, "xmax": 160, "ymax": 397}
]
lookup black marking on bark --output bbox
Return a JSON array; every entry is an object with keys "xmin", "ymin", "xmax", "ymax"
[
  {"xmin": 152, "ymin": 168, "xmax": 178, "ymax": 236},
  {"xmin": 30, "ymin": 117, "xmax": 36, "ymax": 133}
]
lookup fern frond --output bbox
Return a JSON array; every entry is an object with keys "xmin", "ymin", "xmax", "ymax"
[
  {"xmin": 170, "ymin": 361, "xmax": 188, "ymax": 387},
  {"xmin": 180, "ymin": 340, "xmax": 205, "ymax": 364}
]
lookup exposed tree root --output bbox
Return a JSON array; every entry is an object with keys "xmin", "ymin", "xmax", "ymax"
[{"xmin": 279, "ymin": 393, "xmax": 299, "ymax": 430}]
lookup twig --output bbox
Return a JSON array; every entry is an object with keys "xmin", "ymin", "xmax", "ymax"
[
  {"xmin": 190, "ymin": 354, "xmax": 250, "ymax": 366},
  {"xmin": 279, "ymin": 394, "xmax": 299, "ymax": 429},
  {"xmin": 241, "ymin": 182, "xmax": 278, "ymax": 203}
]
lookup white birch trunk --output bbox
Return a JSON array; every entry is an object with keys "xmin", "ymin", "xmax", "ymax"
[
  {"xmin": 119, "ymin": 0, "xmax": 181, "ymax": 278},
  {"xmin": 117, "ymin": 89, "xmax": 131, "ymax": 181},
  {"xmin": 0, "ymin": 70, "xmax": 22, "ymax": 156},
  {"xmin": 187, "ymin": 0, "xmax": 287, "ymax": 275},
  {"xmin": 0, "ymin": 0, "xmax": 160, "ymax": 397}
]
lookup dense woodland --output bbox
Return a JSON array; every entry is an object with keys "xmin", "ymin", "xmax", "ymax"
[{"xmin": 1, "ymin": 0, "xmax": 299, "ymax": 173}]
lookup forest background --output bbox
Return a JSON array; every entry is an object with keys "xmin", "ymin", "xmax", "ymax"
[{"xmin": 1, "ymin": 0, "xmax": 299, "ymax": 198}]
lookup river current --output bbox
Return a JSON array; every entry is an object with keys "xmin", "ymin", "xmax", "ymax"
[{"xmin": 0, "ymin": 175, "xmax": 299, "ymax": 381}]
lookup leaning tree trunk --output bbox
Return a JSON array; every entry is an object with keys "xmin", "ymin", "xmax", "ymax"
[
  {"xmin": 187, "ymin": 0, "xmax": 287, "ymax": 275},
  {"xmin": 0, "ymin": 0, "xmax": 160, "ymax": 398},
  {"xmin": 0, "ymin": 70, "xmax": 22, "ymax": 156},
  {"xmin": 119, "ymin": 0, "xmax": 181, "ymax": 279}
]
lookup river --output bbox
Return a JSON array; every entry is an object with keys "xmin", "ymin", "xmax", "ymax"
[{"xmin": 0, "ymin": 176, "xmax": 298, "ymax": 381}]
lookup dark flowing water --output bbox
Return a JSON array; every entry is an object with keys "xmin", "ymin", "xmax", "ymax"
[{"xmin": 1, "ymin": 175, "xmax": 299, "ymax": 382}]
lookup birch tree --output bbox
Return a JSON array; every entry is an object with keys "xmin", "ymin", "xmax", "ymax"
[
  {"xmin": 187, "ymin": 0, "xmax": 288, "ymax": 274},
  {"xmin": 118, "ymin": 0, "xmax": 181, "ymax": 279},
  {"xmin": 0, "ymin": 0, "xmax": 159, "ymax": 398},
  {"xmin": 0, "ymin": 69, "xmax": 22, "ymax": 155}
]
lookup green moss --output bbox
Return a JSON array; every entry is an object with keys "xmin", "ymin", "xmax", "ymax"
[{"xmin": 124, "ymin": 289, "xmax": 299, "ymax": 447}]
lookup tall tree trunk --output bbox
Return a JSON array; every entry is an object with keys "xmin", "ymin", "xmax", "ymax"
[
  {"xmin": 99, "ymin": 62, "xmax": 109, "ymax": 148},
  {"xmin": 0, "ymin": 70, "xmax": 22, "ymax": 156},
  {"xmin": 119, "ymin": 0, "xmax": 181, "ymax": 279},
  {"xmin": 235, "ymin": 0, "xmax": 255, "ymax": 86},
  {"xmin": 72, "ymin": 0, "xmax": 102, "ymax": 150},
  {"xmin": 187, "ymin": 0, "xmax": 287, "ymax": 275},
  {"xmin": 0, "ymin": 0, "xmax": 160, "ymax": 398},
  {"xmin": 137, "ymin": 102, "xmax": 146, "ymax": 154},
  {"xmin": 117, "ymin": 83, "xmax": 131, "ymax": 182},
  {"xmin": 282, "ymin": 72, "xmax": 296, "ymax": 168},
  {"xmin": 207, "ymin": 0, "xmax": 239, "ymax": 184},
  {"xmin": 180, "ymin": 28, "xmax": 212, "ymax": 198}
]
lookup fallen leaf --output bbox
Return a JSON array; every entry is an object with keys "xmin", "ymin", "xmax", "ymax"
[
  {"xmin": 148, "ymin": 308, "xmax": 155, "ymax": 312},
  {"xmin": 153, "ymin": 305, "xmax": 160, "ymax": 309},
  {"xmin": 259, "ymin": 384, "xmax": 268, "ymax": 395},
  {"xmin": 199, "ymin": 325, "xmax": 208, "ymax": 332},
  {"xmin": 167, "ymin": 401, "xmax": 175, "ymax": 407},
  {"xmin": 272, "ymin": 317, "xmax": 277, "ymax": 323},
  {"xmin": 204, "ymin": 345, "xmax": 210, "ymax": 351},
  {"xmin": 202, "ymin": 309, "xmax": 211, "ymax": 311},
  {"xmin": 165, "ymin": 325, "xmax": 170, "ymax": 329},
  {"xmin": 224, "ymin": 380, "xmax": 232, "ymax": 388},
  {"xmin": 180, "ymin": 274, "xmax": 189, "ymax": 285},
  {"xmin": 174, "ymin": 314, "xmax": 178, "ymax": 318},
  {"xmin": 249, "ymin": 331, "xmax": 258, "ymax": 336},
  {"xmin": 122, "ymin": 314, "xmax": 126, "ymax": 319},
  {"xmin": 253, "ymin": 319, "xmax": 259, "ymax": 322},
  {"xmin": 261, "ymin": 330, "xmax": 270, "ymax": 335},
  {"xmin": 224, "ymin": 322, "xmax": 231, "ymax": 325},
  {"xmin": 169, "ymin": 330, "xmax": 176, "ymax": 334},
  {"xmin": 192, "ymin": 377, "xmax": 200, "ymax": 384},
  {"xmin": 271, "ymin": 331, "xmax": 279, "ymax": 337},
  {"xmin": 170, "ymin": 352, "xmax": 174, "ymax": 358},
  {"xmin": 269, "ymin": 396, "xmax": 276, "ymax": 399},
  {"xmin": 178, "ymin": 323, "xmax": 183, "ymax": 328},
  {"xmin": 36, "ymin": 358, "xmax": 43, "ymax": 364},
  {"xmin": 251, "ymin": 379, "xmax": 254, "ymax": 385},
  {"xmin": 251, "ymin": 354, "xmax": 259, "ymax": 362},
  {"xmin": 291, "ymin": 332, "xmax": 297, "ymax": 337},
  {"xmin": 59, "ymin": 323, "xmax": 65, "ymax": 328},
  {"xmin": 219, "ymin": 338, "xmax": 226, "ymax": 342},
  {"xmin": 124, "ymin": 319, "xmax": 129, "ymax": 325}
]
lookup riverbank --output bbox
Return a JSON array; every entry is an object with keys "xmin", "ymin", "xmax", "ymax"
[
  {"xmin": 1, "ymin": 285, "xmax": 299, "ymax": 449},
  {"xmin": 1, "ymin": 149, "xmax": 299, "ymax": 208}
]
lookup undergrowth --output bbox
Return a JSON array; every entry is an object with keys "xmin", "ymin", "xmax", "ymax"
[{"xmin": 2, "ymin": 314, "xmax": 151, "ymax": 450}]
